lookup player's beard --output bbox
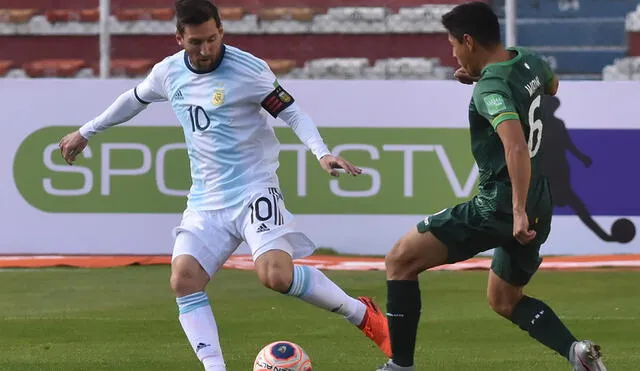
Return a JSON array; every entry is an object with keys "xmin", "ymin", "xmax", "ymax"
[
  {"xmin": 195, "ymin": 58, "xmax": 213, "ymax": 70},
  {"xmin": 191, "ymin": 50, "xmax": 220, "ymax": 71}
]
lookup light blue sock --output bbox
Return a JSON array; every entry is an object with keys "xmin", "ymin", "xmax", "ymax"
[
  {"xmin": 286, "ymin": 265, "xmax": 366, "ymax": 326},
  {"xmin": 177, "ymin": 291, "xmax": 209, "ymax": 314},
  {"xmin": 286, "ymin": 265, "xmax": 312, "ymax": 297}
]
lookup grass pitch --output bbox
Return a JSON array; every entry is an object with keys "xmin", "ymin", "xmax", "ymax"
[{"xmin": 0, "ymin": 267, "xmax": 637, "ymax": 370}]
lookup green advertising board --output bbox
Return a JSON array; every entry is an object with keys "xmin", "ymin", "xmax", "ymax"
[{"xmin": 14, "ymin": 126, "xmax": 478, "ymax": 214}]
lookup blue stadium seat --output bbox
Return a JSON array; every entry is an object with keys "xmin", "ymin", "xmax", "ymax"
[
  {"xmin": 531, "ymin": 48, "xmax": 626, "ymax": 74},
  {"xmin": 493, "ymin": 0, "xmax": 638, "ymax": 18},
  {"xmin": 493, "ymin": 0, "xmax": 635, "ymax": 77},
  {"xmin": 501, "ymin": 18, "xmax": 626, "ymax": 47}
]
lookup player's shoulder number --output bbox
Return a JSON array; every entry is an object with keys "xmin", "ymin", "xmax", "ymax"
[{"xmin": 479, "ymin": 80, "xmax": 543, "ymax": 159}]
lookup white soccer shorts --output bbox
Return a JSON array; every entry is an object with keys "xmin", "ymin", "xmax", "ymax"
[{"xmin": 171, "ymin": 187, "xmax": 316, "ymax": 276}]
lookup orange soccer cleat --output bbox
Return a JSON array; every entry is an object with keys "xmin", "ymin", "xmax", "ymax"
[{"xmin": 357, "ymin": 296, "xmax": 392, "ymax": 358}]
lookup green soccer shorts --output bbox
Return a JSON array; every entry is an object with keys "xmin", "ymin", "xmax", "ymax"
[{"xmin": 417, "ymin": 197, "xmax": 552, "ymax": 286}]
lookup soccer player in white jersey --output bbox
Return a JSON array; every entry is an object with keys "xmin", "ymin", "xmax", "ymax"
[{"xmin": 57, "ymin": 0, "xmax": 390, "ymax": 369}]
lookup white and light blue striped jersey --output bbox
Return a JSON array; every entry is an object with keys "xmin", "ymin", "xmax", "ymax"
[{"xmin": 135, "ymin": 45, "xmax": 306, "ymax": 210}]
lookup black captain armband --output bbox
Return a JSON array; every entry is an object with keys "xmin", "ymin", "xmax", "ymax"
[{"xmin": 261, "ymin": 85, "xmax": 295, "ymax": 118}]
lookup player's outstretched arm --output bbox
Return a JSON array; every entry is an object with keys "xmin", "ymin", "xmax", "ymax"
[
  {"xmin": 58, "ymin": 88, "xmax": 149, "ymax": 165},
  {"xmin": 278, "ymin": 104, "xmax": 362, "ymax": 177},
  {"xmin": 496, "ymin": 120, "xmax": 537, "ymax": 245},
  {"xmin": 255, "ymin": 61, "xmax": 361, "ymax": 176},
  {"xmin": 59, "ymin": 59, "xmax": 169, "ymax": 165}
]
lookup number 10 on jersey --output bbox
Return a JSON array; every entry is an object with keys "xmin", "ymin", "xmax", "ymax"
[{"xmin": 188, "ymin": 105, "xmax": 211, "ymax": 132}]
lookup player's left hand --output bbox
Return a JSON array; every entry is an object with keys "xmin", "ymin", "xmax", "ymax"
[
  {"xmin": 513, "ymin": 210, "xmax": 536, "ymax": 245},
  {"xmin": 319, "ymin": 155, "xmax": 362, "ymax": 177}
]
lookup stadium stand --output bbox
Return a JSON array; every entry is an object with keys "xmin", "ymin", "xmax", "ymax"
[
  {"xmin": 2, "ymin": 0, "xmax": 639, "ymax": 79},
  {"xmin": 602, "ymin": 4, "xmax": 640, "ymax": 80},
  {"xmin": 0, "ymin": 0, "xmax": 462, "ymax": 79},
  {"xmin": 629, "ymin": 5, "xmax": 640, "ymax": 55},
  {"xmin": 491, "ymin": 0, "xmax": 638, "ymax": 80}
]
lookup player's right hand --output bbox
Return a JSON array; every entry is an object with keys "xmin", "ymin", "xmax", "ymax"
[
  {"xmin": 319, "ymin": 154, "xmax": 362, "ymax": 177},
  {"xmin": 454, "ymin": 68, "xmax": 480, "ymax": 85},
  {"xmin": 59, "ymin": 130, "xmax": 88, "ymax": 165},
  {"xmin": 513, "ymin": 210, "xmax": 536, "ymax": 245}
]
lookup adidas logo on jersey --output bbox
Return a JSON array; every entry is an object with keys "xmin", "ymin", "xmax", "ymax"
[
  {"xmin": 173, "ymin": 90, "xmax": 184, "ymax": 100},
  {"xmin": 256, "ymin": 223, "xmax": 270, "ymax": 233}
]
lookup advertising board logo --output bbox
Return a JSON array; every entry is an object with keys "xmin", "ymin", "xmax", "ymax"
[
  {"xmin": 541, "ymin": 96, "xmax": 636, "ymax": 243},
  {"xmin": 13, "ymin": 126, "xmax": 481, "ymax": 214}
]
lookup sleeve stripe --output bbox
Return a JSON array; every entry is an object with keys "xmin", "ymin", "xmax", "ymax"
[
  {"xmin": 229, "ymin": 48, "xmax": 263, "ymax": 71},
  {"xmin": 491, "ymin": 112, "xmax": 519, "ymax": 128},
  {"xmin": 225, "ymin": 53, "xmax": 262, "ymax": 75},
  {"xmin": 133, "ymin": 86, "xmax": 151, "ymax": 105}
]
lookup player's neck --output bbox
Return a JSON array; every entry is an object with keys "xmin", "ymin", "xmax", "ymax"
[{"xmin": 479, "ymin": 45, "xmax": 514, "ymax": 72}]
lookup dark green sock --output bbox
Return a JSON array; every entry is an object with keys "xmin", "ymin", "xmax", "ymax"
[
  {"xmin": 510, "ymin": 295, "xmax": 577, "ymax": 360},
  {"xmin": 387, "ymin": 280, "xmax": 421, "ymax": 367}
]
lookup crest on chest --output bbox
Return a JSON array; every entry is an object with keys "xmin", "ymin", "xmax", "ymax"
[{"xmin": 212, "ymin": 86, "xmax": 224, "ymax": 106}]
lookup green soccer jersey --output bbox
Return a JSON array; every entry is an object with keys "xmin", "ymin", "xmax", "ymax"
[{"xmin": 469, "ymin": 46, "xmax": 555, "ymax": 192}]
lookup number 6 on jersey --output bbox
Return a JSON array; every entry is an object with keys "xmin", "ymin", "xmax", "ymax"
[{"xmin": 527, "ymin": 95, "xmax": 543, "ymax": 158}]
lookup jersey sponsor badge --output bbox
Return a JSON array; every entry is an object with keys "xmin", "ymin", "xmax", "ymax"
[
  {"xmin": 261, "ymin": 81, "xmax": 295, "ymax": 118},
  {"xmin": 483, "ymin": 93, "xmax": 507, "ymax": 115}
]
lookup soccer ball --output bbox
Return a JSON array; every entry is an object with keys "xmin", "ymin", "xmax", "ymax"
[{"xmin": 253, "ymin": 341, "xmax": 312, "ymax": 371}]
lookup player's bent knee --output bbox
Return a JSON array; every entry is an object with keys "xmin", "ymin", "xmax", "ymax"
[
  {"xmin": 170, "ymin": 255, "xmax": 209, "ymax": 296},
  {"xmin": 260, "ymin": 268, "xmax": 293, "ymax": 293},
  {"xmin": 385, "ymin": 237, "xmax": 421, "ymax": 280},
  {"xmin": 488, "ymin": 295, "xmax": 517, "ymax": 318},
  {"xmin": 385, "ymin": 240, "xmax": 408, "ymax": 269},
  {"xmin": 254, "ymin": 249, "xmax": 294, "ymax": 293},
  {"xmin": 386, "ymin": 230, "xmax": 449, "ymax": 280},
  {"xmin": 170, "ymin": 270, "xmax": 205, "ymax": 296},
  {"xmin": 487, "ymin": 288, "xmax": 523, "ymax": 318},
  {"xmin": 487, "ymin": 271, "xmax": 524, "ymax": 318},
  {"xmin": 170, "ymin": 269, "xmax": 208, "ymax": 296}
]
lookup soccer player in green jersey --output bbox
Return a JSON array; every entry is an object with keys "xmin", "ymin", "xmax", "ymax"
[{"xmin": 376, "ymin": 2, "xmax": 607, "ymax": 371}]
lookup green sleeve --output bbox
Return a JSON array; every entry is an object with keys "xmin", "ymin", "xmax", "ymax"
[{"xmin": 472, "ymin": 77, "xmax": 520, "ymax": 130}]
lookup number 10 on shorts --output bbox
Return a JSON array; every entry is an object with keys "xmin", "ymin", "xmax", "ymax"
[{"xmin": 248, "ymin": 188, "xmax": 284, "ymax": 226}]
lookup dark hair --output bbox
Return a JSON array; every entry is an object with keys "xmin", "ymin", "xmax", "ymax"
[
  {"xmin": 175, "ymin": 0, "xmax": 221, "ymax": 34},
  {"xmin": 441, "ymin": 2, "xmax": 501, "ymax": 47}
]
